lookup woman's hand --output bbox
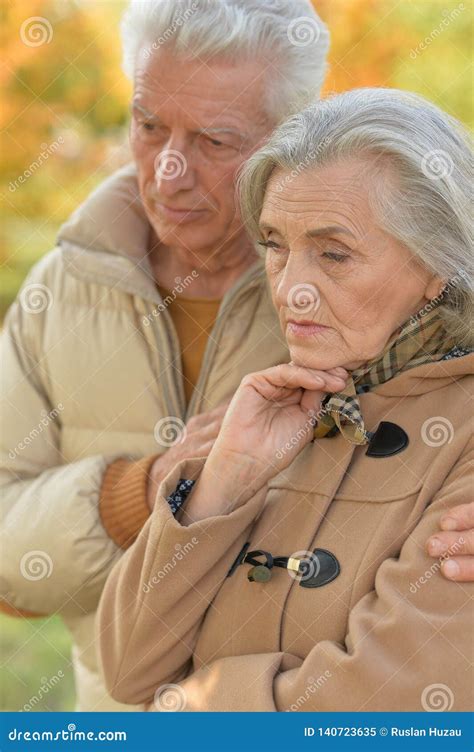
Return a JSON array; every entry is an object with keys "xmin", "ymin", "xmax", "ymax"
[
  {"xmin": 179, "ymin": 363, "xmax": 348, "ymax": 523},
  {"xmin": 211, "ymin": 363, "xmax": 348, "ymax": 479}
]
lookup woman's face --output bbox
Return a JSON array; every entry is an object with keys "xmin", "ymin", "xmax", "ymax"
[{"xmin": 260, "ymin": 158, "xmax": 443, "ymax": 371}]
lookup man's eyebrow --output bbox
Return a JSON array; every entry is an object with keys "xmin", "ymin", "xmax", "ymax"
[
  {"xmin": 131, "ymin": 101, "xmax": 247, "ymax": 140},
  {"xmin": 131, "ymin": 102, "xmax": 160, "ymax": 120},
  {"xmin": 198, "ymin": 126, "xmax": 247, "ymax": 141}
]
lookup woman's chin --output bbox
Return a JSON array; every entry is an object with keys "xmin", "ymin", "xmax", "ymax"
[{"xmin": 288, "ymin": 347, "xmax": 345, "ymax": 372}]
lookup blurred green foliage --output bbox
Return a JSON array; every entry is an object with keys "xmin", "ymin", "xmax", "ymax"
[{"xmin": 1, "ymin": 615, "xmax": 74, "ymax": 711}]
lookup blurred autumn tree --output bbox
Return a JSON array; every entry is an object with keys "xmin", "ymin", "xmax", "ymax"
[{"xmin": 1, "ymin": 0, "xmax": 131, "ymax": 315}]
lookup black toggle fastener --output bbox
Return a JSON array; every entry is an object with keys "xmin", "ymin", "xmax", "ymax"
[
  {"xmin": 228, "ymin": 546, "xmax": 341, "ymax": 588},
  {"xmin": 366, "ymin": 421, "xmax": 409, "ymax": 458}
]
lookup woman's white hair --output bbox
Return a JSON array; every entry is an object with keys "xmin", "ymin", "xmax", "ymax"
[
  {"xmin": 120, "ymin": 0, "xmax": 329, "ymax": 123},
  {"xmin": 238, "ymin": 87, "xmax": 473, "ymax": 346}
]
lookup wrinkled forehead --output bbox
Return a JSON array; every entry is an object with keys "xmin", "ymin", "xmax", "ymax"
[
  {"xmin": 134, "ymin": 47, "xmax": 270, "ymax": 131},
  {"xmin": 260, "ymin": 160, "xmax": 381, "ymax": 237}
]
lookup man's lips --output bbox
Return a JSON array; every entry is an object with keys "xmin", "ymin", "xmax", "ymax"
[
  {"xmin": 286, "ymin": 319, "xmax": 331, "ymax": 338},
  {"xmin": 154, "ymin": 201, "xmax": 208, "ymax": 222}
]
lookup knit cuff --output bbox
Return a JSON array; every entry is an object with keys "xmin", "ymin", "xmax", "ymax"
[{"xmin": 99, "ymin": 454, "xmax": 160, "ymax": 550}]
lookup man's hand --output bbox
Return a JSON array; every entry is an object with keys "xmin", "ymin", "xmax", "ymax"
[
  {"xmin": 146, "ymin": 402, "xmax": 230, "ymax": 511},
  {"xmin": 426, "ymin": 502, "xmax": 474, "ymax": 582}
]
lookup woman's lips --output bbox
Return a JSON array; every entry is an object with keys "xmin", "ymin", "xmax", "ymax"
[
  {"xmin": 154, "ymin": 202, "xmax": 208, "ymax": 223},
  {"xmin": 286, "ymin": 319, "xmax": 330, "ymax": 338}
]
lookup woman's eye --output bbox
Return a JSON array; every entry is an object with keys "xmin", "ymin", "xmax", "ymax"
[
  {"xmin": 142, "ymin": 122, "xmax": 155, "ymax": 131},
  {"xmin": 258, "ymin": 240, "xmax": 286, "ymax": 252},
  {"xmin": 322, "ymin": 251, "xmax": 348, "ymax": 263}
]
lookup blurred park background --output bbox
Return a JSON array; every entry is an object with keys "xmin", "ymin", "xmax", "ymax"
[{"xmin": 1, "ymin": 0, "xmax": 472, "ymax": 712}]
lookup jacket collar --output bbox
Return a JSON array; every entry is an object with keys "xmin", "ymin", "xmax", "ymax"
[{"xmin": 58, "ymin": 162, "xmax": 265, "ymax": 303}]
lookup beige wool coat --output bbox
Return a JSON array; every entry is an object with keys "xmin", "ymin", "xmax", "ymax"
[{"xmin": 98, "ymin": 353, "xmax": 473, "ymax": 711}]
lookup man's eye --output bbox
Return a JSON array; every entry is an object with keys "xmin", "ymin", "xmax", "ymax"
[{"xmin": 141, "ymin": 122, "xmax": 156, "ymax": 131}]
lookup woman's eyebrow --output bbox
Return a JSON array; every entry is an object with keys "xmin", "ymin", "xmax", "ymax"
[{"xmin": 306, "ymin": 225, "xmax": 356, "ymax": 239}]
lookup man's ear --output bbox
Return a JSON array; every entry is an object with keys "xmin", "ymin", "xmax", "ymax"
[{"xmin": 425, "ymin": 275, "xmax": 446, "ymax": 301}]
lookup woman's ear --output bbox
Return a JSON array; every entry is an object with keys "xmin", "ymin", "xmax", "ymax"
[{"xmin": 425, "ymin": 275, "xmax": 446, "ymax": 301}]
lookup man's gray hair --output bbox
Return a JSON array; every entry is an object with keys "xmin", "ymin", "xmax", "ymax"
[
  {"xmin": 121, "ymin": 0, "xmax": 329, "ymax": 123},
  {"xmin": 238, "ymin": 88, "xmax": 473, "ymax": 346}
]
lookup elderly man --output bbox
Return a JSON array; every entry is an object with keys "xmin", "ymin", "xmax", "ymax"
[{"xmin": 1, "ymin": 0, "xmax": 473, "ymax": 713}]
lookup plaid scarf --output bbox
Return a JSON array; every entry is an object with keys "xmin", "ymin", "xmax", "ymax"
[{"xmin": 313, "ymin": 301, "xmax": 457, "ymax": 446}]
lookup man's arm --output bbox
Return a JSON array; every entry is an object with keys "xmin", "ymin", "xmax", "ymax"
[{"xmin": 0, "ymin": 280, "xmax": 145, "ymax": 616}]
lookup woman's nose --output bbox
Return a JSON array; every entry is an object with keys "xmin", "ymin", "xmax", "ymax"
[{"xmin": 275, "ymin": 255, "xmax": 321, "ymax": 315}]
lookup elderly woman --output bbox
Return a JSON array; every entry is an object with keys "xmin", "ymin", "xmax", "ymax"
[{"xmin": 97, "ymin": 88, "xmax": 473, "ymax": 711}]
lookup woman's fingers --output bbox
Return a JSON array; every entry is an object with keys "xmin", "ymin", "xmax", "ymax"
[
  {"xmin": 440, "ymin": 556, "xmax": 474, "ymax": 582},
  {"xmin": 247, "ymin": 363, "xmax": 348, "ymax": 395},
  {"xmin": 439, "ymin": 501, "xmax": 474, "ymax": 531}
]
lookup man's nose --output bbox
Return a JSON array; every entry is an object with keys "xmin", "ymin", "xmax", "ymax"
[{"xmin": 154, "ymin": 142, "xmax": 196, "ymax": 194}]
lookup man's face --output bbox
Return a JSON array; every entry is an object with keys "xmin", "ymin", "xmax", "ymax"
[{"xmin": 130, "ymin": 48, "xmax": 271, "ymax": 256}]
